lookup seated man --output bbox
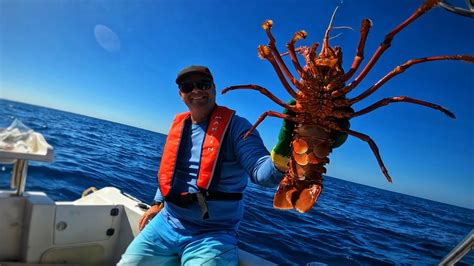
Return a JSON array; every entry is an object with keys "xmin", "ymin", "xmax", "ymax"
[{"xmin": 119, "ymin": 65, "xmax": 287, "ymax": 266}]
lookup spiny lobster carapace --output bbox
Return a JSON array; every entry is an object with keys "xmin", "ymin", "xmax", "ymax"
[{"xmin": 222, "ymin": 0, "xmax": 474, "ymax": 213}]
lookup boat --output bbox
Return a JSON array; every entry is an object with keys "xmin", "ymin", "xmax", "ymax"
[{"xmin": 0, "ymin": 122, "xmax": 276, "ymax": 265}]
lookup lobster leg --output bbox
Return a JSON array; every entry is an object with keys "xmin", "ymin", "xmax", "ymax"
[
  {"xmin": 308, "ymin": 43, "xmax": 319, "ymax": 61},
  {"xmin": 352, "ymin": 96, "xmax": 456, "ymax": 118},
  {"xmin": 262, "ymin": 20, "xmax": 304, "ymax": 91},
  {"xmin": 244, "ymin": 111, "xmax": 296, "ymax": 139},
  {"xmin": 349, "ymin": 55, "xmax": 474, "ymax": 104},
  {"xmin": 286, "ymin": 31, "xmax": 307, "ymax": 76},
  {"xmin": 258, "ymin": 45, "xmax": 299, "ymax": 99},
  {"xmin": 342, "ymin": 129, "xmax": 393, "ymax": 183},
  {"xmin": 336, "ymin": 0, "xmax": 442, "ymax": 96},
  {"xmin": 340, "ymin": 19, "xmax": 372, "ymax": 83},
  {"xmin": 222, "ymin": 84, "xmax": 297, "ymax": 111}
]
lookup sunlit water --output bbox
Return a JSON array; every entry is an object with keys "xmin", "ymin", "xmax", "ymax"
[{"xmin": 1, "ymin": 99, "xmax": 473, "ymax": 265}]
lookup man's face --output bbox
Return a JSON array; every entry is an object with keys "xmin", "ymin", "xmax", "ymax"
[{"xmin": 178, "ymin": 74, "xmax": 216, "ymax": 110}]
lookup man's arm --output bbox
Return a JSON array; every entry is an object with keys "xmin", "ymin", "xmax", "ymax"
[
  {"xmin": 231, "ymin": 106, "xmax": 349, "ymax": 188},
  {"xmin": 138, "ymin": 178, "xmax": 165, "ymax": 231},
  {"xmin": 230, "ymin": 115, "xmax": 284, "ymax": 187}
]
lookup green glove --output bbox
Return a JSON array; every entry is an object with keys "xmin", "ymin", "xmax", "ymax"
[
  {"xmin": 271, "ymin": 100, "xmax": 296, "ymax": 172},
  {"xmin": 331, "ymin": 107, "xmax": 352, "ymax": 148}
]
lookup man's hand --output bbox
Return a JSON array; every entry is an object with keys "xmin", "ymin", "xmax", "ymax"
[
  {"xmin": 271, "ymin": 100, "xmax": 296, "ymax": 172},
  {"xmin": 138, "ymin": 202, "xmax": 164, "ymax": 231}
]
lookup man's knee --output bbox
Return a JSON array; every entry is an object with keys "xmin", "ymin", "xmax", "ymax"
[
  {"xmin": 182, "ymin": 246, "xmax": 238, "ymax": 266},
  {"xmin": 181, "ymin": 233, "xmax": 238, "ymax": 266},
  {"xmin": 118, "ymin": 253, "xmax": 180, "ymax": 266}
]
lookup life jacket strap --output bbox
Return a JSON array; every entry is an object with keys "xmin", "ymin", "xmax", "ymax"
[{"xmin": 195, "ymin": 191, "xmax": 209, "ymax": 219}]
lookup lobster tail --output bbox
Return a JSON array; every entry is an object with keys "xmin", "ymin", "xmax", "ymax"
[
  {"xmin": 273, "ymin": 125, "xmax": 332, "ymax": 213},
  {"xmin": 273, "ymin": 176, "xmax": 324, "ymax": 213},
  {"xmin": 273, "ymin": 176, "xmax": 297, "ymax": 209},
  {"xmin": 294, "ymin": 183, "xmax": 323, "ymax": 213}
]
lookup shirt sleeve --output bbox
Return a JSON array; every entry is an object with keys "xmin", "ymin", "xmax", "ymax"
[
  {"xmin": 153, "ymin": 185, "xmax": 164, "ymax": 203},
  {"xmin": 230, "ymin": 115, "xmax": 284, "ymax": 187}
]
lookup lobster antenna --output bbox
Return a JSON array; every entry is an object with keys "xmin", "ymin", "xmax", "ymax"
[
  {"xmin": 328, "ymin": 26, "xmax": 354, "ymax": 41},
  {"xmin": 329, "ymin": 32, "xmax": 343, "ymax": 41},
  {"xmin": 332, "ymin": 26, "xmax": 354, "ymax": 31},
  {"xmin": 321, "ymin": 5, "xmax": 340, "ymax": 56}
]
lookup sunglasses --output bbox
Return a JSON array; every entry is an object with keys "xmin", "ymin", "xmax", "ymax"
[{"xmin": 178, "ymin": 79, "xmax": 213, "ymax": 93}]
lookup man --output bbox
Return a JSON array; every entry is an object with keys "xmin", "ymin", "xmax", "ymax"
[{"xmin": 118, "ymin": 65, "xmax": 288, "ymax": 265}]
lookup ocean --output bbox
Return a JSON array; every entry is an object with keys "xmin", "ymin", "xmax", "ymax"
[{"xmin": 1, "ymin": 98, "xmax": 473, "ymax": 265}]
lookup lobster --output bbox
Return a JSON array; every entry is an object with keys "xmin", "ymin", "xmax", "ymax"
[{"xmin": 222, "ymin": 0, "xmax": 474, "ymax": 213}]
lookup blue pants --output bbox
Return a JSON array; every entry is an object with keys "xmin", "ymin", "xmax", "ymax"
[{"xmin": 118, "ymin": 212, "xmax": 238, "ymax": 266}]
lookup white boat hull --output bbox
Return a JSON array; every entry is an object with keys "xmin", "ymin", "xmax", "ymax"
[{"xmin": 0, "ymin": 187, "xmax": 275, "ymax": 265}]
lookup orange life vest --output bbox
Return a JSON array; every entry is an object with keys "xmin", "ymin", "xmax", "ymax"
[{"xmin": 158, "ymin": 106, "xmax": 235, "ymax": 197}]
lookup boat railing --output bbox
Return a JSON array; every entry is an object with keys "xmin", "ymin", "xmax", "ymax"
[
  {"xmin": 0, "ymin": 121, "xmax": 54, "ymax": 196},
  {"xmin": 439, "ymin": 229, "xmax": 474, "ymax": 265},
  {"xmin": 0, "ymin": 147, "xmax": 54, "ymax": 196}
]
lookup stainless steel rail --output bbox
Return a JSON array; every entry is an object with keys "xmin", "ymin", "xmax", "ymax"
[
  {"xmin": 439, "ymin": 229, "xmax": 474, "ymax": 266},
  {"xmin": 439, "ymin": 0, "xmax": 474, "ymax": 18}
]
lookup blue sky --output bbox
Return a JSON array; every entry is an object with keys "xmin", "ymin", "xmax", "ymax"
[{"xmin": 1, "ymin": 0, "xmax": 473, "ymax": 209}]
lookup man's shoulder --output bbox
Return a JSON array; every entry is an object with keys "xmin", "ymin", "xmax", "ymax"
[
  {"xmin": 229, "ymin": 112, "xmax": 263, "ymax": 140},
  {"xmin": 230, "ymin": 113, "xmax": 252, "ymax": 129}
]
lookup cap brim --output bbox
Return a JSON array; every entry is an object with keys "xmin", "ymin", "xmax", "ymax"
[{"xmin": 176, "ymin": 72, "xmax": 213, "ymax": 84}]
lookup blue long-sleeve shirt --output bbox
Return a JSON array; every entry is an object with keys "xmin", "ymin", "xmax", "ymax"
[{"xmin": 153, "ymin": 113, "xmax": 283, "ymax": 234}]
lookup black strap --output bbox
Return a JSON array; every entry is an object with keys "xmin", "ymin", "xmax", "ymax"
[
  {"xmin": 202, "ymin": 191, "xmax": 243, "ymax": 200},
  {"xmin": 196, "ymin": 191, "xmax": 209, "ymax": 219},
  {"xmin": 165, "ymin": 191, "xmax": 243, "ymax": 219}
]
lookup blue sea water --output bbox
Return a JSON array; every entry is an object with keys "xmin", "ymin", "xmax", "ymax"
[{"xmin": 1, "ymin": 98, "xmax": 473, "ymax": 265}]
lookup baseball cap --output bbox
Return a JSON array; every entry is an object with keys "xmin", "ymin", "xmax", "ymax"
[{"xmin": 175, "ymin": 65, "xmax": 214, "ymax": 84}]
